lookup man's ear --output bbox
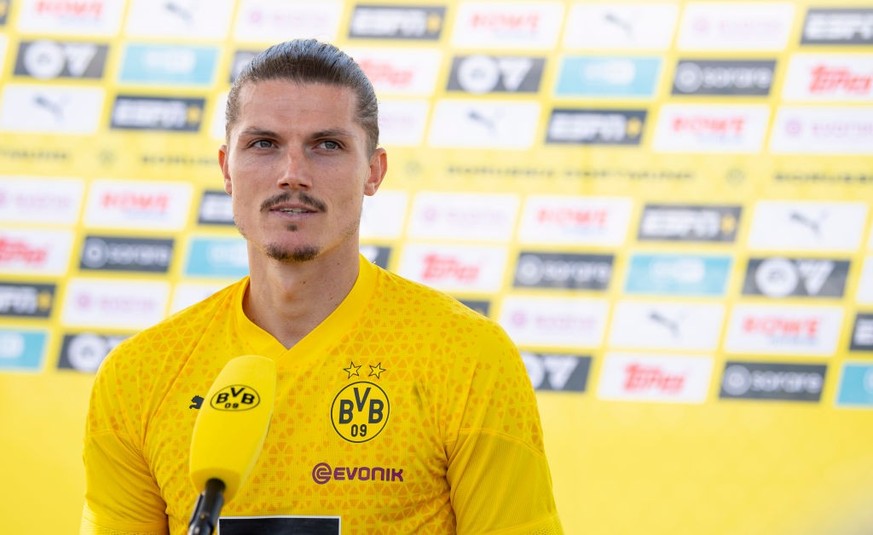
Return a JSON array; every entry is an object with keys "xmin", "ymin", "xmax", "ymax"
[
  {"xmin": 219, "ymin": 144, "xmax": 232, "ymax": 195},
  {"xmin": 364, "ymin": 147, "xmax": 388, "ymax": 196}
]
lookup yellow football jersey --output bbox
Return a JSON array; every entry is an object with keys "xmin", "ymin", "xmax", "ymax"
[{"xmin": 81, "ymin": 256, "xmax": 562, "ymax": 534}]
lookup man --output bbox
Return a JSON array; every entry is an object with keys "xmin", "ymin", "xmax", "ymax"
[{"xmin": 81, "ymin": 39, "xmax": 563, "ymax": 534}]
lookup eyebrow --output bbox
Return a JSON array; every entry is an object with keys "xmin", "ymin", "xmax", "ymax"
[{"xmin": 237, "ymin": 127, "xmax": 356, "ymax": 141}]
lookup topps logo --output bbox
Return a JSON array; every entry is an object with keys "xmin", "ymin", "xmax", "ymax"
[
  {"xmin": 638, "ymin": 204, "xmax": 741, "ymax": 242},
  {"xmin": 802, "ymin": 8, "xmax": 873, "ymax": 45},
  {"xmin": 349, "ymin": 5, "xmax": 444, "ymax": 40},
  {"xmin": 546, "ymin": 108, "xmax": 646, "ymax": 145},
  {"xmin": 672, "ymin": 60, "xmax": 775, "ymax": 96},
  {"xmin": 110, "ymin": 95, "xmax": 204, "ymax": 131},
  {"xmin": 720, "ymin": 362, "xmax": 825, "ymax": 402},
  {"xmin": 522, "ymin": 353, "xmax": 591, "ymax": 392}
]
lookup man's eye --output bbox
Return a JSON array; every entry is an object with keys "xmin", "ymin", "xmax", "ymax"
[
  {"xmin": 253, "ymin": 140, "xmax": 273, "ymax": 148},
  {"xmin": 321, "ymin": 140, "xmax": 340, "ymax": 150}
]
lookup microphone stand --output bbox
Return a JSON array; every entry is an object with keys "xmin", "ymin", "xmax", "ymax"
[{"xmin": 187, "ymin": 478, "xmax": 226, "ymax": 535}]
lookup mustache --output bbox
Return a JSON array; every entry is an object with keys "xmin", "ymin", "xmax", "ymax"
[{"xmin": 260, "ymin": 191, "xmax": 327, "ymax": 213}]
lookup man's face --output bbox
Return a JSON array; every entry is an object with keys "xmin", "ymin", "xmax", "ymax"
[{"xmin": 219, "ymin": 80, "xmax": 386, "ymax": 263}]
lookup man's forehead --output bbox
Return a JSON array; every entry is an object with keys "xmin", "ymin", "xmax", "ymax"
[{"xmin": 239, "ymin": 79, "xmax": 356, "ymax": 101}]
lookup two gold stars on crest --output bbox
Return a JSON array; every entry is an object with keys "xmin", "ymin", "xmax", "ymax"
[{"xmin": 343, "ymin": 361, "xmax": 386, "ymax": 379}]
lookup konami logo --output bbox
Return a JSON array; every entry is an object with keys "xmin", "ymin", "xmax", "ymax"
[
  {"xmin": 407, "ymin": 192, "xmax": 519, "ymax": 242},
  {"xmin": 653, "ymin": 104, "xmax": 769, "ymax": 152},
  {"xmin": 0, "ymin": 177, "xmax": 83, "ymax": 225},
  {"xmin": 724, "ymin": 304, "xmax": 843, "ymax": 356},
  {"xmin": 61, "ymin": 278, "xmax": 170, "ymax": 328},
  {"xmin": 517, "ymin": 195, "xmax": 631, "ymax": 246},
  {"xmin": 84, "ymin": 179, "xmax": 192, "ymax": 230},
  {"xmin": 452, "ymin": 2, "xmax": 564, "ymax": 49},
  {"xmin": 499, "ymin": 295, "xmax": 609, "ymax": 348},
  {"xmin": 233, "ymin": 0, "xmax": 342, "ymax": 42},
  {"xmin": 376, "ymin": 99, "xmax": 429, "ymax": 146},
  {"xmin": 677, "ymin": 2, "xmax": 795, "ymax": 51},
  {"xmin": 770, "ymin": 106, "xmax": 873, "ymax": 154},
  {"xmin": 783, "ymin": 55, "xmax": 873, "ymax": 101},
  {"xmin": 598, "ymin": 353, "xmax": 713, "ymax": 403},
  {"xmin": 397, "ymin": 244, "xmax": 507, "ymax": 293}
]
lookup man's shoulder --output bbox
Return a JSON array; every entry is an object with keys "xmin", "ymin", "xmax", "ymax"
[
  {"xmin": 372, "ymin": 265, "xmax": 502, "ymax": 334},
  {"xmin": 106, "ymin": 279, "xmax": 243, "ymax": 363}
]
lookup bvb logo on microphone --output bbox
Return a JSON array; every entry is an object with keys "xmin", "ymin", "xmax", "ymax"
[
  {"xmin": 331, "ymin": 381, "xmax": 390, "ymax": 443},
  {"xmin": 210, "ymin": 384, "xmax": 261, "ymax": 411}
]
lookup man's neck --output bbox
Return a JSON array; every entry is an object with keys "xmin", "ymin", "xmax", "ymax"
[{"xmin": 243, "ymin": 249, "xmax": 361, "ymax": 349}]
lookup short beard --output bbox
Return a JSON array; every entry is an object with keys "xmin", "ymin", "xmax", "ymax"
[
  {"xmin": 265, "ymin": 243, "xmax": 320, "ymax": 263},
  {"xmin": 235, "ymin": 218, "xmax": 320, "ymax": 263}
]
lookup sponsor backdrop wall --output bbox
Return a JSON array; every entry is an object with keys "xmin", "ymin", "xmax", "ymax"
[{"xmin": 1, "ymin": 0, "xmax": 872, "ymax": 533}]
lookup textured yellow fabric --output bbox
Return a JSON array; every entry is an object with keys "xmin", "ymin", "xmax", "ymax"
[{"xmin": 82, "ymin": 256, "xmax": 561, "ymax": 534}]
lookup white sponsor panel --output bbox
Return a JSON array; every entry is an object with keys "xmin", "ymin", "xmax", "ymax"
[
  {"xmin": 677, "ymin": 2, "xmax": 795, "ymax": 50},
  {"xmin": 0, "ymin": 84, "xmax": 103, "ymax": 134},
  {"xmin": 653, "ymin": 104, "xmax": 770, "ymax": 153},
  {"xmin": 210, "ymin": 91, "xmax": 228, "ymax": 140},
  {"xmin": 234, "ymin": 0, "xmax": 342, "ymax": 41},
  {"xmin": 783, "ymin": 54, "xmax": 873, "ymax": 102},
  {"xmin": 428, "ymin": 100, "xmax": 540, "ymax": 149},
  {"xmin": 347, "ymin": 48, "xmax": 442, "ymax": 96},
  {"xmin": 0, "ymin": 177, "xmax": 84, "ymax": 225},
  {"xmin": 857, "ymin": 257, "xmax": 873, "ymax": 304},
  {"xmin": 499, "ymin": 296, "xmax": 609, "ymax": 348},
  {"xmin": 563, "ymin": 3, "xmax": 678, "ymax": 50},
  {"xmin": 452, "ymin": 2, "xmax": 564, "ymax": 49},
  {"xmin": 747, "ymin": 200, "xmax": 867, "ymax": 252},
  {"xmin": 408, "ymin": 192, "xmax": 519, "ymax": 242},
  {"xmin": 16, "ymin": 0, "xmax": 126, "ymax": 36},
  {"xmin": 84, "ymin": 180, "xmax": 193, "ymax": 231},
  {"xmin": 518, "ymin": 195, "xmax": 632, "ymax": 246},
  {"xmin": 770, "ymin": 106, "xmax": 873, "ymax": 155},
  {"xmin": 62, "ymin": 278, "xmax": 170, "ymax": 329},
  {"xmin": 0, "ymin": 229, "xmax": 73, "ymax": 276},
  {"xmin": 170, "ymin": 282, "xmax": 225, "ymax": 314},
  {"xmin": 361, "ymin": 190, "xmax": 408, "ymax": 240},
  {"xmin": 124, "ymin": 0, "xmax": 235, "ymax": 39},
  {"xmin": 377, "ymin": 99, "xmax": 429, "ymax": 147},
  {"xmin": 397, "ymin": 243, "xmax": 508, "ymax": 293},
  {"xmin": 724, "ymin": 304, "xmax": 843, "ymax": 356},
  {"xmin": 598, "ymin": 352, "xmax": 714, "ymax": 403},
  {"xmin": 609, "ymin": 300, "xmax": 725, "ymax": 351}
]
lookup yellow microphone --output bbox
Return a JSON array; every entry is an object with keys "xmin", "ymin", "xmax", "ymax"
[{"xmin": 187, "ymin": 355, "xmax": 277, "ymax": 535}]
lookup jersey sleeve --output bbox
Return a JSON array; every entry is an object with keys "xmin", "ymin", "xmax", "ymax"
[
  {"xmin": 444, "ymin": 321, "xmax": 564, "ymax": 534},
  {"xmin": 81, "ymin": 345, "xmax": 169, "ymax": 535}
]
